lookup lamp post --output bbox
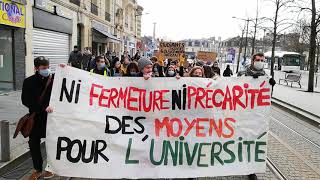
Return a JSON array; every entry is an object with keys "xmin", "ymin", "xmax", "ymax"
[
  {"xmin": 134, "ymin": 11, "xmax": 149, "ymax": 53},
  {"xmin": 233, "ymin": 17, "xmax": 250, "ymax": 65}
]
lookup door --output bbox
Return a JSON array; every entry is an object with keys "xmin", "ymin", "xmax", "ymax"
[{"xmin": 0, "ymin": 28, "xmax": 14, "ymax": 91}]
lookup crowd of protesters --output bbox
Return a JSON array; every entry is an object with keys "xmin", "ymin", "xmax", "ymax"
[{"xmin": 21, "ymin": 46, "xmax": 275, "ymax": 180}]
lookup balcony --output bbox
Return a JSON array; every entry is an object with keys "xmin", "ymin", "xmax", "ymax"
[
  {"xmin": 91, "ymin": 3, "xmax": 98, "ymax": 16},
  {"xmin": 70, "ymin": 0, "xmax": 80, "ymax": 6},
  {"xmin": 105, "ymin": 12, "xmax": 111, "ymax": 22}
]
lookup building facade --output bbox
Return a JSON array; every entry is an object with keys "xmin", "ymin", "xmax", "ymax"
[
  {"xmin": 180, "ymin": 38, "xmax": 215, "ymax": 59},
  {"xmin": 11, "ymin": 0, "xmax": 143, "ymax": 91}
]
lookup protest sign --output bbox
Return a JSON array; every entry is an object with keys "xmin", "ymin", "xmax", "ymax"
[
  {"xmin": 47, "ymin": 66, "xmax": 271, "ymax": 179},
  {"xmin": 159, "ymin": 41, "xmax": 185, "ymax": 60},
  {"xmin": 197, "ymin": 51, "xmax": 217, "ymax": 62}
]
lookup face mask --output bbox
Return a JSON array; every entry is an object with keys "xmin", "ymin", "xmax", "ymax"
[
  {"xmin": 130, "ymin": 72, "xmax": 139, "ymax": 76},
  {"xmin": 153, "ymin": 68, "xmax": 158, "ymax": 72},
  {"xmin": 253, "ymin": 61, "xmax": 264, "ymax": 70},
  {"xmin": 39, "ymin": 69, "xmax": 51, "ymax": 77},
  {"xmin": 98, "ymin": 63, "xmax": 106, "ymax": 70},
  {"xmin": 168, "ymin": 70, "xmax": 175, "ymax": 76}
]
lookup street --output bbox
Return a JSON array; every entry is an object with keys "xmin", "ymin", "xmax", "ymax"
[{"xmin": 1, "ymin": 0, "xmax": 320, "ymax": 179}]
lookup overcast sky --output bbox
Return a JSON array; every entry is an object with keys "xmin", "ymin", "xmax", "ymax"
[{"xmin": 138, "ymin": 0, "xmax": 286, "ymax": 41}]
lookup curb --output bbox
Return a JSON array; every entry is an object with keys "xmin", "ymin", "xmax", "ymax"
[
  {"xmin": 0, "ymin": 142, "xmax": 45, "ymax": 177},
  {"xmin": 271, "ymin": 97, "xmax": 320, "ymax": 126}
]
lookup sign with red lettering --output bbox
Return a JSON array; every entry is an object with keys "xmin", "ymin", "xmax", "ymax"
[{"xmin": 46, "ymin": 66, "xmax": 271, "ymax": 179}]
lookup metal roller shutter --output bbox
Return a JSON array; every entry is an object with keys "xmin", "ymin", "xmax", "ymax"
[{"xmin": 33, "ymin": 28, "xmax": 70, "ymax": 72}]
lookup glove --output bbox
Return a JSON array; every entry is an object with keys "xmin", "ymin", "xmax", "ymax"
[
  {"xmin": 157, "ymin": 53, "xmax": 165, "ymax": 67},
  {"xmin": 269, "ymin": 78, "xmax": 276, "ymax": 86},
  {"xmin": 179, "ymin": 54, "xmax": 185, "ymax": 67},
  {"xmin": 253, "ymin": 74, "xmax": 259, "ymax": 79}
]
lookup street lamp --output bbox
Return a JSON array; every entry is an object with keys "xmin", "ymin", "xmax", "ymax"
[
  {"xmin": 134, "ymin": 11, "xmax": 149, "ymax": 54},
  {"xmin": 233, "ymin": 17, "xmax": 250, "ymax": 65}
]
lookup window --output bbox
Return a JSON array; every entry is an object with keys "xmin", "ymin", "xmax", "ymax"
[
  {"xmin": 105, "ymin": 0, "xmax": 111, "ymax": 21},
  {"xmin": 91, "ymin": 0, "xmax": 98, "ymax": 16},
  {"xmin": 125, "ymin": 11, "xmax": 128, "ymax": 28},
  {"xmin": 70, "ymin": 0, "xmax": 80, "ymax": 6},
  {"xmin": 130, "ymin": 15, "xmax": 134, "ymax": 31}
]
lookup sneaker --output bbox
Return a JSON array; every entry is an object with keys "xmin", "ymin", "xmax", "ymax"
[
  {"xmin": 28, "ymin": 170, "xmax": 42, "ymax": 180},
  {"xmin": 42, "ymin": 171, "xmax": 54, "ymax": 179}
]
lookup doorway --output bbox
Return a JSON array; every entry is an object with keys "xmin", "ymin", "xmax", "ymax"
[{"xmin": 0, "ymin": 28, "xmax": 14, "ymax": 92}]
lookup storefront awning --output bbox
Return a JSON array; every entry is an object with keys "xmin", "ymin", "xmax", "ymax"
[{"xmin": 92, "ymin": 22, "xmax": 121, "ymax": 43}]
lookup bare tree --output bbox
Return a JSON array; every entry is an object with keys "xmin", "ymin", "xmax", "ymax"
[
  {"xmin": 264, "ymin": 0, "xmax": 296, "ymax": 78},
  {"xmin": 308, "ymin": 0, "xmax": 317, "ymax": 92},
  {"xmin": 294, "ymin": 0, "xmax": 320, "ymax": 91}
]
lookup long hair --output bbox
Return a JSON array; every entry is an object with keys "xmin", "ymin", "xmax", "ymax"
[
  {"xmin": 125, "ymin": 62, "xmax": 139, "ymax": 76},
  {"xmin": 189, "ymin": 66, "xmax": 205, "ymax": 77}
]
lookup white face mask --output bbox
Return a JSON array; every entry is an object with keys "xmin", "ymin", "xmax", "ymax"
[{"xmin": 253, "ymin": 61, "xmax": 264, "ymax": 70}]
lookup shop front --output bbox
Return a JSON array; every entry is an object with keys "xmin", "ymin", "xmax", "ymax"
[
  {"xmin": 33, "ymin": 0, "xmax": 74, "ymax": 72},
  {"xmin": 0, "ymin": 0, "xmax": 26, "ymax": 91},
  {"xmin": 91, "ymin": 20, "xmax": 121, "ymax": 56}
]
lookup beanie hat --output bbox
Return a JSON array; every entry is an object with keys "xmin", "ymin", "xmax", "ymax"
[{"xmin": 138, "ymin": 57, "xmax": 153, "ymax": 70}]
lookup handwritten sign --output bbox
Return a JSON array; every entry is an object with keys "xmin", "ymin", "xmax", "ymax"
[
  {"xmin": 46, "ymin": 66, "xmax": 270, "ymax": 179},
  {"xmin": 197, "ymin": 51, "xmax": 217, "ymax": 62},
  {"xmin": 0, "ymin": 0, "xmax": 25, "ymax": 28},
  {"xmin": 159, "ymin": 42, "xmax": 185, "ymax": 60}
]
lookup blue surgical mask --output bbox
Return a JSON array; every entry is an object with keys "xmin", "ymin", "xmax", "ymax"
[
  {"xmin": 39, "ymin": 69, "xmax": 51, "ymax": 77},
  {"xmin": 130, "ymin": 72, "xmax": 139, "ymax": 76},
  {"xmin": 168, "ymin": 70, "xmax": 175, "ymax": 77},
  {"xmin": 98, "ymin": 63, "xmax": 106, "ymax": 70}
]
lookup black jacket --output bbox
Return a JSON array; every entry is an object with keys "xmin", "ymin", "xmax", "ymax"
[
  {"xmin": 21, "ymin": 73, "xmax": 54, "ymax": 138},
  {"xmin": 68, "ymin": 51, "xmax": 83, "ymax": 68},
  {"xmin": 223, "ymin": 68, "xmax": 233, "ymax": 77}
]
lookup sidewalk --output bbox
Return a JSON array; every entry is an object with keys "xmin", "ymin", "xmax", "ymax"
[
  {"xmin": 272, "ymin": 84, "xmax": 320, "ymax": 117},
  {"xmin": 0, "ymin": 91, "xmax": 29, "ymax": 170}
]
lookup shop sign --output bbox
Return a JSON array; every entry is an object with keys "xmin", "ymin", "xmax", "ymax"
[{"xmin": 0, "ymin": 0, "xmax": 25, "ymax": 28}]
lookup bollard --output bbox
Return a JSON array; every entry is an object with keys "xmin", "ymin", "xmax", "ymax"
[{"xmin": 0, "ymin": 120, "xmax": 10, "ymax": 162}]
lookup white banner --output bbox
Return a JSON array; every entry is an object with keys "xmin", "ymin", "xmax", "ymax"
[{"xmin": 47, "ymin": 66, "xmax": 271, "ymax": 179}]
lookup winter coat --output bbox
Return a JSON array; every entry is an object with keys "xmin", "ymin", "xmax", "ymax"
[
  {"xmin": 68, "ymin": 50, "xmax": 83, "ymax": 69},
  {"xmin": 223, "ymin": 68, "xmax": 233, "ymax": 77},
  {"xmin": 21, "ymin": 73, "xmax": 54, "ymax": 138}
]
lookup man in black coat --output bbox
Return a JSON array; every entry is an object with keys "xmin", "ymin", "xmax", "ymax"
[
  {"xmin": 68, "ymin": 45, "xmax": 83, "ymax": 69},
  {"xmin": 21, "ymin": 56, "xmax": 54, "ymax": 180}
]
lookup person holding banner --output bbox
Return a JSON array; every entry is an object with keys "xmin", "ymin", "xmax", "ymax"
[
  {"xmin": 138, "ymin": 57, "xmax": 154, "ymax": 80},
  {"xmin": 237, "ymin": 52, "xmax": 275, "ymax": 180},
  {"xmin": 90, "ymin": 56, "xmax": 111, "ymax": 77},
  {"xmin": 124, "ymin": 62, "xmax": 140, "ymax": 77},
  {"xmin": 21, "ymin": 56, "xmax": 54, "ymax": 180},
  {"xmin": 212, "ymin": 61, "xmax": 221, "ymax": 76},
  {"xmin": 189, "ymin": 66, "xmax": 205, "ymax": 78},
  {"xmin": 237, "ymin": 53, "xmax": 276, "ymax": 86}
]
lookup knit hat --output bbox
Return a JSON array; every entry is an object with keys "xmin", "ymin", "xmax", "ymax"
[{"xmin": 138, "ymin": 57, "xmax": 153, "ymax": 70}]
